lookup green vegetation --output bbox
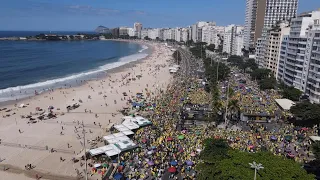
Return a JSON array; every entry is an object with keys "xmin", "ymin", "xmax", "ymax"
[
  {"xmin": 172, "ymin": 50, "xmax": 182, "ymax": 64},
  {"xmin": 280, "ymin": 86, "xmax": 302, "ymax": 101},
  {"xmin": 197, "ymin": 138, "xmax": 315, "ymax": 180},
  {"xmin": 290, "ymin": 101, "xmax": 320, "ymax": 126},
  {"xmin": 312, "ymin": 141, "xmax": 320, "ymax": 160},
  {"xmin": 227, "ymin": 55, "xmax": 276, "ymax": 90},
  {"xmin": 206, "ymin": 44, "xmax": 216, "ymax": 51}
]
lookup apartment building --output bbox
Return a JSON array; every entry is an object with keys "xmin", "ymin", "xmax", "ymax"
[
  {"xmin": 262, "ymin": 22, "xmax": 290, "ymax": 78},
  {"xmin": 119, "ymin": 27, "xmax": 128, "ymax": 36},
  {"xmin": 223, "ymin": 25, "xmax": 244, "ymax": 55},
  {"xmin": 140, "ymin": 29, "xmax": 148, "ymax": 39},
  {"xmin": 244, "ymin": 0, "xmax": 298, "ymax": 50},
  {"xmin": 175, "ymin": 28, "xmax": 181, "ymax": 42},
  {"xmin": 181, "ymin": 28, "xmax": 189, "ymax": 42},
  {"xmin": 134, "ymin": 22, "xmax": 143, "ymax": 38},
  {"xmin": 277, "ymin": 9, "xmax": 320, "ymax": 103}
]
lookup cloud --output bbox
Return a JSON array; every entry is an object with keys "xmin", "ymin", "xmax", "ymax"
[
  {"xmin": 0, "ymin": 0, "xmax": 147, "ymax": 17},
  {"xmin": 65, "ymin": 4, "xmax": 146, "ymax": 17}
]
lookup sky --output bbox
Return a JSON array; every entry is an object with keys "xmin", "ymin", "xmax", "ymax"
[{"xmin": 0, "ymin": 0, "xmax": 319, "ymax": 31}]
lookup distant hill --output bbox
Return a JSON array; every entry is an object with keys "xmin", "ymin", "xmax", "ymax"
[{"xmin": 95, "ymin": 26, "xmax": 110, "ymax": 34}]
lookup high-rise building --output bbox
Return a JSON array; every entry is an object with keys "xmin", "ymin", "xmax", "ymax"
[
  {"xmin": 111, "ymin": 28, "xmax": 119, "ymax": 38},
  {"xmin": 262, "ymin": 22, "xmax": 290, "ymax": 78},
  {"xmin": 181, "ymin": 28, "xmax": 189, "ymax": 42},
  {"xmin": 243, "ymin": 0, "xmax": 298, "ymax": 50},
  {"xmin": 148, "ymin": 28, "xmax": 161, "ymax": 40},
  {"xmin": 175, "ymin": 28, "xmax": 181, "ymax": 42},
  {"xmin": 119, "ymin": 27, "xmax": 129, "ymax": 36},
  {"xmin": 140, "ymin": 29, "xmax": 148, "ymax": 39},
  {"xmin": 223, "ymin": 25, "xmax": 244, "ymax": 55},
  {"xmin": 134, "ymin": 22, "xmax": 143, "ymax": 38},
  {"xmin": 163, "ymin": 29, "xmax": 174, "ymax": 40},
  {"xmin": 127, "ymin": 28, "xmax": 135, "ymax": 37},
  {"xmin": 277, "ymin": 9, "xmax": 320, "ymax": 103},
  {"xmin": 233, "ymin": 27, "xmax": 245, "ymax": 56},
  {"xmin": 191, "ymin": 24, "xmax": 197, "ymax": 42}
]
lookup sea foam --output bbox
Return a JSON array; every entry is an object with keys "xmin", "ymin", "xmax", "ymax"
[{"xmin": 0, "ymin": 45, "xmax": 149, "ymax": 102}]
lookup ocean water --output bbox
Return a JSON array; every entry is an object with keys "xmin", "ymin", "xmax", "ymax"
[{"xmin": 0, "ymin": 40, "xmax": 149, "ymax": 102}]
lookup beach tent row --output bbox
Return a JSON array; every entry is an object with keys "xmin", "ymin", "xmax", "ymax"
[
  {"xmin": 121, "ymin": 116, "xmax": 152, "ymax": 127},
  {"xmin": 89, "ymin": 116, "xmax": 152, "ymax": 158}
]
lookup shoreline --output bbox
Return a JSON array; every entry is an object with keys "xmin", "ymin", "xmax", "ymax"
[
  {"xmin": 0, "ymin": 40, "xmax": 173, "ymax": 179},
  {"xmin": 0, "ymin": 39, "xmax": 152, "ymax": 107}
]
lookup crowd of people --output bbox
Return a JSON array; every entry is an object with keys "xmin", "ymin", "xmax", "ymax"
[{"xmin": 88, "ymin": 64, "xmax": 319, "ymax": 180}]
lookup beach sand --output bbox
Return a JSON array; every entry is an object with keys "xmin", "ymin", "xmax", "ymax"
[{"xmin": 0, "ymin": 41, "xmax": 173, "ymax": 180}]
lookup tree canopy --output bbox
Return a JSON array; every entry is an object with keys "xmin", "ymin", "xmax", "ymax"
[
  {"xmin": 259, "ymin": 77, "xmax": 276, "ymax": 90},
  {"xmin": 312, "ymin": 141, "xmax": 320, "ymax": 160},
  {"xmin": 190, "ymin": 46, "xmax": 206, "ymax": 59},
  {"xmin": 290, "ymin": 101, "xmax": 320, "ymax": 126},
  {"xmin": 207, "ymin": 44, "xmax": 216, "ymax": 51},
  {"xmin": 197, "ymin": 138, "xmax": 315, "ymax": 180},
  {"xmin": 281, "ymin": 86, "xmax": 302, "ymax": 101},
  {"xmin": 172, "ymin": 50, "xmax": 182, "ymax": 64}
]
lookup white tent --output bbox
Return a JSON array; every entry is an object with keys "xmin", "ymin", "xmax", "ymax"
[
  {"xmin": 105, "ymin": 144, "xmax": 121, "ymax": 157},
  {"xmin": 122, "ymin": 130, "xmax": 134, "ymax": 136},
  {"xmin": 275, "ymin": 99, "xmax": 295, "ymax": 110},
  {"xmin": 310, "ymin": 136, "xmax": 320, "ymax": 142},
  {"xmin": 19, "ymin": 104, "xmax": 25, "ymax": 108},
  {"xmin": 114, "ymin": 139, "xmax": 138, "ymax": 151},
  {"xmin": 114, "ymin": 124, "xmax": 130, "ymax": 132},
  {"xmin": 131, "ymin": 116, "xmax": 152, "ymax": 127},
  {"xmin": 122, "ymin": 119, "xmax": 140, "ymax": 130},
  {"xmin": 89, "ymin": 145, "xmax": 112, "ymax": 156}
]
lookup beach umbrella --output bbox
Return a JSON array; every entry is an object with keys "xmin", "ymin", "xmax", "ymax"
[
  {"xmin": 113, "ymin": 173, "xmax": 123, "ymax": 180},
  {"xmin": 178, "ymin": 135, "xmax": 185, "ymax": 140},
  {"xmin": 102, "ymin": 163, "xmax": 108, "ymax": 168},
  {"xmin": 190, "ymin": 152, "xmax": 196, "ymax": 157},
  {"xmin": 94, "ymin": 163, "xmax": 101, "ymax": 168},
  {"xmin": 185, "ymin": 160, "xmax": 193, "ymax": 166},
  {"xmin": 285, "ymin": 148, "xmax": 291, "ymax": 153},
  {"xmin": 167, "ymin": 137, "xmax": 173, "ymax": 141},
  {"xmin": 147, "ymin": 161, "xmax": 154, "ymax": 166},
  {"xmin": 147, "ymin": 151, "xmax": 153, "ymax": 155},
  {"xmin": 170, "ymin": 160, "xmax": 178, "ymax": 166},
  {"xmin": 151, "ymin": 146, "xmax": 157, "ymax": 149},
  {"xmin": 141, "ymin": 139, "xmax": 147, "ymax": 143},
  {"xmin": 270, "ymin": 136, "xmax": 277, "ymax": 141},
  {"xmin": 168, "ymin": 167, "xmax": 177, "ymax": 173},
  {"xmin": 285, "ymin": 135, "xmax": 292, "ymax": 141}
]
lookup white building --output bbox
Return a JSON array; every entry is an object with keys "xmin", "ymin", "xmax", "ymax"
[
  {"xmin": 134, "ymin": 22, "xmax": 143, "ymax": 38},
  {"xmin": 119, "ymin": 27, "xmax": 128, "ymax": 36},
  {"xmin": 163, "ymin": 29, "xmax": 174, "ymax": 40},
  {"xmin": 233, "ymin": 27, "xmax": 244, "ymax": 56},
  {"xmin": 223, "ymin": 25, "xmax": 243, "ymax": 55},
  {"xmin": 127, "ymin": 28, "xmax": 135, "ymax": 37},
  {"xmin": 175, "ymin": 28, "xmax": 182, "ymax": 42},
  {"xmin": 262, "ymin": 22, "xmax": 290, "ymax": 78},
  {"xmin": 244, "ymin": 0, "xmax": 298, "ymax": 50},
  {"xmin": 277, "ymin": 9, "xmax": 320, "ymax": 103},
  {"xmin": 141, "ymin": 29, "xmax": 148, "ymax": 39},
  {"xmin": 201, "ymin": 25, "xmax": 216, "ymax": 45},
  {"xmin": 148, "ymin": 28, "xmax": 161, "ymax": 40},
  {"xmin": 191, "ymin": 24, "xmax": 197, "ymax": 42},
  {"xmin": 181, "ymin": 28, "xmax": 189, "ymax": 42}
]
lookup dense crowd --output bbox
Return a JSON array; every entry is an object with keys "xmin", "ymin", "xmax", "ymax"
[{"xmin": 93, "ymin": 67, "xmax": 318, "ymax": 180}]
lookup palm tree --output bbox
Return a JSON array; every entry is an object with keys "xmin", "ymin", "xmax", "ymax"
[{"xmin": 228, "ymin": 99, "xmax": 240, "ymax": 121}]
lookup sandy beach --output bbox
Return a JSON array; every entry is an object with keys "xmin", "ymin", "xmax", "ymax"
[{"xmin": 0, "ymin": 41, "xmax": 173, "ymax": 180}]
